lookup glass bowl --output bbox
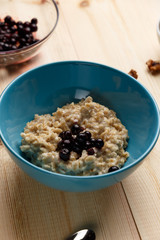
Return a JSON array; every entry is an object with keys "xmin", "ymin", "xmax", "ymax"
[
  {"xmin": 0, "ymin": 0, "xmax": 59, "ymax": 66},
  {"xmin": 157, "ymin": 18, "xmax": 160, "ymax": 43}
]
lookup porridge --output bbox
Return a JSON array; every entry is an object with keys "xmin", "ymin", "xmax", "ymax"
[{"xmin": 20, "ymin": 97, "xmax": 129, "ymax": 176}]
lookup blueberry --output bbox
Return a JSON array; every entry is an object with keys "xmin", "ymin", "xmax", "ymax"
[
  {"xmin": 73, "ymin": 146, "xmax": 82, "ymax": 155},
  {"xmin": 9, "ymin": 20, "xmax": 16, "ymax": 26},
  {"xmin": 4, "ymin": 15, "xmax": 12, "ymax": 24},
  {"xmin": 24, "ymin": 21, "xmax": 30, "ymax": 28},
  {"xmin": 18, "ymin": 44, "xmax": 24, "ymax": 49},
  {"xmin": 0, "ymin": 34, "xmax": 3, "ymax": 40},
  {"xmin": 11, "ymin": 45, "xmax": 17, "ymax": 50},
  {"xmin": 84, "ymin": 131, "xmax": 91, "ymax": 140},
  {"xmin": 3, "ymin": 25, "xmax": 9, "ymax": 31},
  {"xmin": 10, "ymin": 26, "xmax": 17, "ymax": 33},
  {"xmin": 18, "ymin": 24, "xmax": 24, "ymax": 33},
  {"xmin": 108, "ymin": 166, "xmax": 119, "ymax": 173},
  {"xmin": 56, "ymin": 140, "xmax": 63, "ymax": 150},
  {"xmin": 26, "ymin": 37, "xmax": 33, "ymax": 44},
  {"xmin": 0, "ymin": 22, "xmax": 5, "ymax": 28},
  {"xmin": 2, "ymin": 36, "xmax": 7, "ymax": 43},
  {"xmin": 64, "ymin": 131, "xmax": 72, "ymax": 139},
  {"xmin": 59, "ymin": 131, "xmax": 64, "ymax": 139},
  {"xmin": 10, "ymin": 37, "xmax": 16, "ymax": 44},
  {"xmin": 25, "ymin": 34, "xmax": 33, "ymax": 42},
  {"xmin": 90, "ymin": 138, "xmax": 96, "ymax": 147},
  {"xmin": 73, "ymin": 141, "xmax": 81, "ymax": 147},
  {"xmin": 59, "ymin": 130, "xmax": 72, "ymax": 140},
  {"xmin": 24, "ymin": 27, "xmax": 31, "ymax": 33},
  {"xmin": 72, "ymin": 141, "xmax": 82, "ymax": 153},
  {"xmin": 30, "ymin": 23, "xmax": 38, "ymax": 32},
  {"xmin": 25, "ymin": 34, "xmax": 30, "ymax": 39},
  {"xmin": 20, "ymin": 38, "xmax": 26, "ymax": 45},
  {"xmin": 4, "ymin": 33, "xmax": 11, "ymax": 39},
  {"xmin": 57, "ymin": 139, "xmax": 73, "ymax": 151},
  {"xmin": 71, "ymin": 124, "xmax": 82, "ymax": 135},
  {"xmin": 59, "ymin": 148, "xmax": 70, "ymax": 161},
  {"xmin": 3, "ymin": 43, "xmax": 11, "ymax": 50},
  {"xmin": 6, "ymin": 29, "xmax": 11, "ymax": 34},
  {"xmin": 25, "ymin": 42, "xmax": 30, "ymax": 46},
  {"xmin": 76, "ymin": 132, "xmax": 87, "ymax": 143},
  {"xmin": 87, "ymin": 148, "xmax": 95, "ymax": 155},
  {"xmin": 95, "ymin": 139, "xmax": 104, "ymax": 149},
  {"xmin": 84, "ymin": 141, "xmax": 92, "ymax": 150},
  {"xmin": 16, "ymin": 21, "xmax": 23, "ymax": 26},
  {"xmin": 31, "ymin": 18, "xmax": 38, "ymax": 24},
  {"xmin": 12, "ymin": 33, "xmax": 19, "ymax": 40},
  {"xmin": 0, "ymin": 29, "xmax": 5, "ymax": 35},
  {"xmin": 63, "ymin": 139, "xmax": 72, "ymax": 150},
  {"xmin": 0, "ymin": 42, "xmax": 4, "ymax": 47}
]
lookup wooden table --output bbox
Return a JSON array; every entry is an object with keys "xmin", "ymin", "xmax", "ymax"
[{"xmin": 1, "ymin": 0, "xmax": 160, "ymax": 239}]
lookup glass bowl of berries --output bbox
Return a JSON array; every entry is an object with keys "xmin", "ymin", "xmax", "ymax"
[{"xmin": 0, "ymin": 0, "xmax": 59, "ymax": 66}]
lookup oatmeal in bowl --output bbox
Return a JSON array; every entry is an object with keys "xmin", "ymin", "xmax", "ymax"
[{"xmin": 20, "ymin": 96, "xmax": 129, "ymax": 176}]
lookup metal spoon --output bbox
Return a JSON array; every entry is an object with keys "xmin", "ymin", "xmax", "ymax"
[{"xmin": 66, "ymin": 229, "xmax": 96, "ymax": 240}]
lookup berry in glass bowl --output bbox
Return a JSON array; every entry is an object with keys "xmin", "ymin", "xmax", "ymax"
[{"xmin": 0, "ymin": 0, "xmax": 59, "ymax": 66}]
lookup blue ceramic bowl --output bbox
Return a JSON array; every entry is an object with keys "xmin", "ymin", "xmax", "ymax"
[{"xmin": 0, "ymin": 61, "xmax": 160, "ymax": 192}]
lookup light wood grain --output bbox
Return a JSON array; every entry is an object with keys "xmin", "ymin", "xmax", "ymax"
[{"xmin": 1, "ymin": 0, "xmax": 160, "ymax": 239}]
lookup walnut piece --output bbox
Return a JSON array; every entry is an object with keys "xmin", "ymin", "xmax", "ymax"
[
  {"xmin": 146, "ymin": 59, "xmax": 160, "ymax": 73},
  {"xmin": 128, "ymin": 69, "xmax": 138, "ymax": 79},
  {"xmin": 79, "ymin": 0, "xmax": 90, "ymax": 7}
]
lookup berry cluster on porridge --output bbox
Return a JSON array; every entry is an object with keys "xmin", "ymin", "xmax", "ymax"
[{"xmin": 20, "ymin": 97, "xmax": 129, "ymax": 176}]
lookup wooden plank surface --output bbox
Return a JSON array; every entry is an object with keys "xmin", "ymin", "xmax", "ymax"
[{"xmin": 1, "ymin": 0, "xmax": 160, "ymax": 239}]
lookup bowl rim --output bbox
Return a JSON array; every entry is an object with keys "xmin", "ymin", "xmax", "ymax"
[
  {"xmin": 0, "ymin": 60, "xmax": 160, "ymax": 180},
  {"xmin": 157, "ymin": 19, "xmax": 160, "ymax": 37},
  {"xmin": 0, "ymin": 0, "xmax": 59, "ymax": 56}
]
